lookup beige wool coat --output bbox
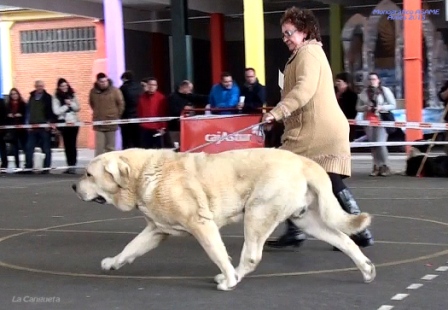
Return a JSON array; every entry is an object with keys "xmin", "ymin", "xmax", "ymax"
[{"xmin": 269, "ymin": 39, "xmax": 352, "ymax": 177}]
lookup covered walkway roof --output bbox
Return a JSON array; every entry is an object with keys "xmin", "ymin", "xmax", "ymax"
[{"xmin": 0, "ymin": 0, "xmax": 403, "ymax": 26}]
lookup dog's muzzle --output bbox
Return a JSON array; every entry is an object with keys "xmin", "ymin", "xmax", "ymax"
[{"xmin": 71, "ymin": 184, "xmax": 106, "ymax": 204}]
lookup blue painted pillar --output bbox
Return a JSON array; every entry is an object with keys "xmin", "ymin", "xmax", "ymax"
[{"xmin": 103, "ymin": 0, "xmax": 125, "ymax": 150}]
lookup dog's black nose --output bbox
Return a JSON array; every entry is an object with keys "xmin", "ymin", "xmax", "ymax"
[{"xmin": 72, "ymin": 184, "xmax": 77, "ymax": 192}]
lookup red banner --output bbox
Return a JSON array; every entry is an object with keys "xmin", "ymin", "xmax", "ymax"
[{"xmin": 180, "ymin": 115, "xmax": 265, "ymax": 153}]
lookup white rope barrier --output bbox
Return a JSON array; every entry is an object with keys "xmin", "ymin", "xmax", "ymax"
[{"xmin": 1, "ymin": 115, "xmax": 447, "ymax": 174}]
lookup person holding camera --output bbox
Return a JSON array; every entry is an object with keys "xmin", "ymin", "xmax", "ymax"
[{"xmin": 356, "ymin": 72, "xmax": 396, "ymax": 176}]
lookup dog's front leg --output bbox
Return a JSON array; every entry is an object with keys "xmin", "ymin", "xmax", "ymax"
[{"xmin": 101, "ymin": 221, "xmax": 167, "ymax": 271}]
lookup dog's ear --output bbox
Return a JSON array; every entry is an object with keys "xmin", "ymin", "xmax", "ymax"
[{"xmin": 104, "ymin": 156, "xmax": 131, "ymax": 189}]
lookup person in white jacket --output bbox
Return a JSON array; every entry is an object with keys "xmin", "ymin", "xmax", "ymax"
[
  {"xmin": 52, "ymin": 78, "xmax": 80, "ymax": 174},
  {"xmin": 356, "ymin": 72, "xmax": 396, "ymax": 176}
]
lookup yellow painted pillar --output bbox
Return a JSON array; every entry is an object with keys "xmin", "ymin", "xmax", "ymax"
[{"xmin": 243, "ymin": 0, "xmax": 265, "ymax": 85}]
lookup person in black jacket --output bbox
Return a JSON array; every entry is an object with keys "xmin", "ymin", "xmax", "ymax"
[
  {"xmin": 0, "ymin": 98, "xmax": 7, "ymax": 170},
  {"xmin": 24, "ymin": 80, "xmax": 56, "ymax": 173},
  {"xmin": 239, "ymin": 68, "xmax": 266, "ymax": 114},
  {"xmin": 167, "ymin": 80, "xmax": 208, "ymax": 148},
  {"xmin": 120, "ymin": 71, "xmax": 143, "ymax": 149},
  {"xmin": 335, "ymin": 72, "xmax": 358, "ymax": 141}
]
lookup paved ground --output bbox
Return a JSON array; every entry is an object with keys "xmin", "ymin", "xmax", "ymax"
[{"xmin": 0, "ymin": 151, "xmax": 447, "ymax": 310}]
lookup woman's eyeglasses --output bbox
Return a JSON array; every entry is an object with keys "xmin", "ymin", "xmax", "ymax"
[{"xmin": 282, "ymin": 29, "xmax": 297, "ymax": 39}]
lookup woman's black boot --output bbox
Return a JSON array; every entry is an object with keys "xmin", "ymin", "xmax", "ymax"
[
  {"xmin": 334, "ymin": 188, "xmax": 374, "ymax": 250},
  {"xmin": 265, "ymin": 219, "xmax": 307, "ymax": 248}
]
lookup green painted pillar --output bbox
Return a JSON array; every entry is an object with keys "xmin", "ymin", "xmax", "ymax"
[
  {"xmin": 170, "ymin": 0, "xmax": 193, "ymax": 91},
  {"xmin": 329, "ymin": 4, "xmax": 343, "ymax": 75}
]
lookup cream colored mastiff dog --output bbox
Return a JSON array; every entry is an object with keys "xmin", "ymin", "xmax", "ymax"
[{"xmin": 72, "ymin": 148, "xmax": 376, "ymax": 291}]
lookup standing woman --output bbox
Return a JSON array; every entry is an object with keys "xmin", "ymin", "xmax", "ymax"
[
  {"xmin": 262, "ymin": 7, "xmax": 373, "ymax": 249},
  {"xmin": 5, "ymin": 88, "xmax": 28, "ymax": 169},
  {"xmin": 356, "ymin": 72, "xmax": 396, "ymax": 176},
  {"xmin": 335, "ymin": 72, "xmax": 359, "ymax": 141},
  {"xmin": 52, "ymin": 78, "xmax": 80, "ymax": 174}
]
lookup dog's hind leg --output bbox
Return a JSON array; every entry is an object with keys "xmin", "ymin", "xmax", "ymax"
[
  {"xmin": 215, "ymin": 208, "xmax": 280, "ymax": 286},
  {"xmin": 292, "ymin": 210, "xmax": 376, "ymax": 283},
  {"xmin": 190, "ymin": 220, "xmax": 237, "ymax": 291},
  {"xmin": 101, "ymin": 221, "xmax": 168, "ymax": 271}
]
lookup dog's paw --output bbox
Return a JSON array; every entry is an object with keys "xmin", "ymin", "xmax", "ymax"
[
  {"xmin": 362, "ymin": 260, "xmax": 376, "ymax": 283},
  {"xmin": 101, "ymin": 257, "xmax": 118, "ymax": 271},
  {"xmin": 214, "ymin": 273, "xmax": 225, "ymax": 284},
  {"xmin": 217, "ymin": 281, "xmax": 237, "ymax": 291},
  {"xmin": 216, "ymin": 273, "xmax": 238, "ymax": 291}
]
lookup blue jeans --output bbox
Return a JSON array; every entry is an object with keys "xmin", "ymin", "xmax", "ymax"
[{"xmin": 25, "ymin": 129, "xmax": 52, "ymax": 169}]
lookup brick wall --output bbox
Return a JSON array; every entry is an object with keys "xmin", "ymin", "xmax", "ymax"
[{"xmin": 10, "ymin": 17, "xmax": 98, "ymax": 148}]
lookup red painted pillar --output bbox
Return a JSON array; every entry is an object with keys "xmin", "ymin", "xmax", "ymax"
[
  {"xmin": 150, "ymin": 32, "xmax": 167, "ymax": 93},
  {"xmin": 210, "ymin": 13, "xmax": 225, "ymax": 84},
  {"xmin": 403, "ymin": 0, "xmax": 423, "ymax": 149}
]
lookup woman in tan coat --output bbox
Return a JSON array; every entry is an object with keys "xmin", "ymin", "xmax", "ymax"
[{"xmin": 263, "ymin": 7, "xmax": 373, "ymax": 249}]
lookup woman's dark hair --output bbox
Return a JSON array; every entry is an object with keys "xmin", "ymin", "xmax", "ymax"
[
  {"xmin": 335, "ymin": 72, "xmax": 354, "ymax": 90},
  {"xmin": 280, "ymin": 7, "xmax": 321, "ymax": 42},
  {"xmin": 56, "ymin": 78, "xmax": 75, "ymax": 99},
  {"xmin": 368, "ymin": 72, "xmax": 383, "ymax": 94},
  {"xmin": 8, "ymin": 87, "xmax": 25, "ymax": 103}
]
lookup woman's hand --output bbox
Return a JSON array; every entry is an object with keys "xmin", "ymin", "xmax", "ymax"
[{"xmin": 262, "ymin": 112, "xmax": 275, "ymax": 131}]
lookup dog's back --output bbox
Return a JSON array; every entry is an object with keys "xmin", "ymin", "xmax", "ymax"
[{"xmin": 406, "ymin": 154, "xmax": 448, "ymax": 177}]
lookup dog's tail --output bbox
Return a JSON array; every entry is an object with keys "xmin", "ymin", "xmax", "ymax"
[{"xmin": 304, "ymin": 162, "xmax": 371, "ymax": 236}]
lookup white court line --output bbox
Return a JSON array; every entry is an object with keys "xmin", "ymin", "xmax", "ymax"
[
  {"xmin": 421, "ymin": 274, "xmax": 438, "ymax": 280},
  {"xmin": 391, "ymin": 294, "xmax": 409, "ymax": 300},
  {"xmin": 377, "ymin": 306, "xmax": 394, "ymax": 310},
  {"xmin": 406, "ymin": 283, "xmax": 423, "ymax": 290},
  {"xmin": 435, "ymin": 266, "xmax": 448, "ymax": 272}
]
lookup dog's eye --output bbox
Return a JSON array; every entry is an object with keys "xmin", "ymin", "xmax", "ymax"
[{"xmin": 86, "ymin": 172, "xmax": 92, "ymax": 177}]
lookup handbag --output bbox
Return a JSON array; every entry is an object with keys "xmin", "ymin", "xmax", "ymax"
[{"xmin": 379, "ymin": 111, "xmax": 396, "ymax": 134}]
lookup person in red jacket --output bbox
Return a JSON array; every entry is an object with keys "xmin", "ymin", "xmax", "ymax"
[{"xmin": 137, "ymin": 77, "xmax": 167, "ymax": 149}]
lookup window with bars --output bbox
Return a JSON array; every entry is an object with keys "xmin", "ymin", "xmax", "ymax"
[{"xmin": 20, "ymin": 27, "xmax": 96, "ymax": 54}]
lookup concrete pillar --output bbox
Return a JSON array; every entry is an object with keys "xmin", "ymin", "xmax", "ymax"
[
  {"xmin": 103, "ymin": 0, "xmax": 126, "ymax": 150},
  {"xmin": 243, "ymin": 0, "xmax": 265, "ymax": 85},
  {"xmin": 210, "ymin": 13, "xmax": 225, "ymax": 85},
  {"xmin": 170, "ymin": 0, "xmax": 193, "ymax": 91},
  {"xmin": 329, "ymin": 4, "xmax": 343, "ymax": 76},
  {"xmin": 404, "ymin": 0, "xmax": 423, "ymax": 145}
]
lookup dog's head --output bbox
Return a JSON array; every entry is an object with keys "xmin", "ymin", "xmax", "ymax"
[{"xmin": 72, "ymin": 152, "xmax": 136, "ymax": 211}]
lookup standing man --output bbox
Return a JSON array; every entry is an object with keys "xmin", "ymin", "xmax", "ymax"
[
  {"xmin": 137, "ymin": 77, "xmax": 167, "ymax": 149},
  {"xmin": 24, "ymin": 80, "xmax": 55, "ymax": 173},
  {"xmin": 208, "ymin": 72, "xmax": 240, "ymax": 115},
  {"xmin": 89, "ymin": 73, "xmax": 125, "ymax": 156},
  {"xmin": 239, "ymin": 68, "xmax": 266, "ymax": 114},
  {"xmin": 167, "ymin": 80, "xmax": 208, "ymax": 148},
  {"xmin": 120, "ymin": 71, "xmax": 143, "ymax": 149}
]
